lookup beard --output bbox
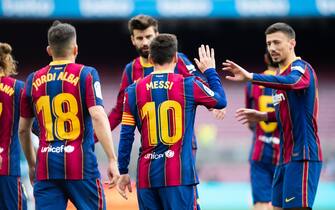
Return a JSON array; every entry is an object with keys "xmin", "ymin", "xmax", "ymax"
[{"xmin": 136, "ymin": 47, "xmax": 149, "ymax": 59}]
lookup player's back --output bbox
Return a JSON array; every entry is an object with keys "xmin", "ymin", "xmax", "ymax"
[
  {"xmin": 0, "ymin": 76, "xmax": 24, "ymax": 176},
  {"xmin": 21, "ymin": 61, "xmax": 101, "ymax": 180},
  {"xmin": 125, "ymin": 70, "xmax": 226, "ymax": 188}
]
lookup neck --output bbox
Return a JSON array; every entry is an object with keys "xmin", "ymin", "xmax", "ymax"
[
  {"xmin": 52, "ymin": 55, "xmax": 75, "ymax": 63},
  {"xmin": 140, "ymin": 56, "xmax": 149, "ymax": 63},
  {"xmin": 154, "ymin": 62, "xmax": 176, "ymax": 73},
  {"xmin": 279, "ymin": 52, "xmax": 297, "ymax": 69}
]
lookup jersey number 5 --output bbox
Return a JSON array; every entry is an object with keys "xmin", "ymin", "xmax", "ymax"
[
  {"xmin": 141, "ymin": 100, "xmax": 182, "ymax": 146},
  {"xmin": 258, "ymin": 95, "xmax": 277, "ymax": 133},
  {"xmin": 36, "ymin": 93, "xmax": 80, "ymax": 141}
]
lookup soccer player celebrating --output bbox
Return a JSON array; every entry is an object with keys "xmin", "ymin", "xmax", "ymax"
[
  {"xmin": 19, "ymin": 21, "xmax": 119, "ymax": 210},
  {"xmin": 116, "ymin": 35, "xmax": 227, "ymax": 210},
  {"xmin": 224, "ymin": 22, "xmax": 322, "ymax": 210},
  {"xmin": 245, "ymin": 52, "xmax": 280, "ymax": 210},
  {"xmin": 0, "ymin": 42, "xmax": 27, "ymax": 210},
  {"xmin": 107, "ymin": 14, "xmax": 225, "ymax": 154}
]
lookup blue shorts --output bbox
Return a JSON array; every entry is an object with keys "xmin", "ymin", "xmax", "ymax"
[
  {"xmin": 137, "ymin": 185, "xmax": 200, "ymax": 210},
  {"xmin": 250, "ymin": 161, "xmax": 276, "ymax": 204},
  {"xmin": 34, "ymin": 178, "xmax": 106, "ymax": 210},
  {"xmin": 0, "ymin": 176, "xmax": 27, "ymax": 210},
  {"xmin": 272, "ymin": 160, "xmax": 322, "ymax": 208}
]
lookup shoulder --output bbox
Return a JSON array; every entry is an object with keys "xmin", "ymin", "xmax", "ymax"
[
  {"xmin": 15, "ymin": 79, "xmax": 25, "ymax": 88},
  {"xmin": 125, "ymin": 58, "xmax": 138, "ymax": 72},
  {"xmin": 291, "ymin": 59, "xmax": 308, "ymax": 74}
]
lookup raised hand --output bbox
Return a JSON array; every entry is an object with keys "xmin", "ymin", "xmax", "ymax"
[
  {"xmin": 235, "ymin": 108, "xmax": 268, "ymax": 124},
  {"xmin": 222, "ymin": 60, "xmax": 253, "ymax": 82},
  {"xmin": 194, "ymin": 44, "xmax": 215, "ymax": 73},
  {"xmin": 116, "ymin": 174, "xmax": 132, "ymax": 200}
]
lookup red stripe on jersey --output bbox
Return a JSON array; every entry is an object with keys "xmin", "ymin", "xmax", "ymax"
[
  {"xmin": 34, "ymin": 66, "xmax": 51, "ymax": 180},
  {"xmin": 63, "ymin": 64, "xmax": 84, "ymax": 179},
  {"xmin": 302, "ymin": 161, "xmax": 309, "ymax": 207},
  {"xmin": 96, "ymin": 179, "xmax": 103, "ymax": 210},
  {"xmin": 18, "ymin": 177, "xmax": 22, "ymax": 210},
  {"xmin": 312, "ymin": 70, "xmax": 322, "ymax": 161},
  {"xmin": 137, "ymin": 75, "xmax": 154, "ymax": 188},
  {"xmin": 132, "ymin": 58, "xmax": 144, "ymax": 82},
  {"xmin": 0, "ymin": 77, "xmax": 15, "ymax": 175},
  {"xmin": 278, "ymin": 92, "xmax": 294, "ymax": 163},
  {"xmin": 165, "ymin": 74, "xmax": 183, "ymax": 186}
]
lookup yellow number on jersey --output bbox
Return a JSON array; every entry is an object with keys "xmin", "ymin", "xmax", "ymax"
[
  {"xmin": 0, "ymin": 102, "xmax": 2, "ymax": 118},
  {"xmin": 36, "ymin": 93, "xmax": 80, "ymax": 141},
  {"xmin": 141, "ymin": 100, "xmax": 182, "ymax": 146},
  {"xmin": 258, "ymin": 95, "xmax": 277, "ymax": 133}
]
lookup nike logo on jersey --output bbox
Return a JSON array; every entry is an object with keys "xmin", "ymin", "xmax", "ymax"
[
  {"xmin": 285, "ymin": 197, "xmax": 295, "ymax": 202},
  {"xmin": 272, "ymin": 93, "xmax": 285, "ymax": 106}
]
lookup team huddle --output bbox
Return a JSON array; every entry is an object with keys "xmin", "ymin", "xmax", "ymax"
[{"xmin": 0, "ymin": 15, "xmax": 322, "ymax": 210}]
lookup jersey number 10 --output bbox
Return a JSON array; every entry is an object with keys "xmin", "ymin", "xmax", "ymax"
[{"xmin": 141, "ymin": 100, "xmax": 182, "ymax": 146}]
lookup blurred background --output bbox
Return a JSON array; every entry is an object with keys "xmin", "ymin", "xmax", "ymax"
[{"xmin": 1, "ymin": 0, "xmax": 334, "ymax": 209}]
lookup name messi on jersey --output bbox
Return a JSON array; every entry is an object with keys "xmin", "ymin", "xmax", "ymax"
[
  {"xmin": 32, "ymin": 72, "xmax": 79, "ymax": 91},
  {"xmin": 0, "ymin": 83, "xmax": 14, "ymax": 96},
  {"xmin": 146, "ymin": 81, "xmax": 174, "ymax": 90}
]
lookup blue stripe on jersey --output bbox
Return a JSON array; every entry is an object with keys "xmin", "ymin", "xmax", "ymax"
[
  {"xmin": 148, "ymin": 74, "xmax": 170, "ymax": 187},
  {"xmin": 79, "ymin": 66, "xmax": 99, "ymax": 178},
  {"xmin": 181, "ymin": 77, "xmax": 198, "ymax": 184},
  {"xmin": 47, "ymin": 66, "xmax": 66, "ymax": 179},
  {"xmin": 9, "ymin": 80, "xmax": 24, "ymax": 176}
]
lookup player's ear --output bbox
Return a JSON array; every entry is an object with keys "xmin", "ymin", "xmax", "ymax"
[
  {"xmin": 46, "ymin": 46, "xmax": 52, "ymax": 57},
  {"xmin": 131, "ymin": 35, "xmax": 136, "ymax": 46},
  {"xmin": 73, "ymin": 44, "xmax": 78, "ymax": 57},
  {"xmin": 289, "ymin": 39, "xmax": 296, "ymax": 50}
]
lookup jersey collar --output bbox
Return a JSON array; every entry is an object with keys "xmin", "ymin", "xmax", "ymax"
[
  {"xmin": 279, "ymin": 57, "xmax": 301, "ymax": 74},
  {"xmin": 49, "ymin": 60, "xmax": 73, "ymax": 66},
  {"xmin": 140, "ymin": 57, "xmax": 153, "ymax": 68},
  {"xmin": 151, "ymin": 70, "xmax": 174, "ymax": 74}
]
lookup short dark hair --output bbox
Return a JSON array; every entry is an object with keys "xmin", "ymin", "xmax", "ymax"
[
  {"xmin": 128, "ymin": 15, "xmax": 158, "ymax": 35},
  {"xmin": 265, "ymin": 22, "xmax": 295, "ymax": 39},
  {"xmin": 48, "ymin": 20, "xmax": 76, "ymax": 57},
  {"xmin": 149, "ymin": 34, "xmax": 178, "ymax": 65}
]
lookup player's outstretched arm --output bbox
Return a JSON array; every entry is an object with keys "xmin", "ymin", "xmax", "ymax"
[
  {"xmin": 18, "ymin": 117, "xmax": 36, "ymax": 185},
  {"xmin": 89, "ymin": 106, "xmax": 120, "ymax": 188},
  {"xmin": 235, "ymin": 108, "xmax": 270, "ymax": 125},
  {"xmin": 222, "ymin": 60, "xmax": 253, "ymax": 82}
]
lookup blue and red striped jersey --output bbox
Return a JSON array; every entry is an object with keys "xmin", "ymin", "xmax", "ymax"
[
  {"xmin": 0, "ymin": 76, "xmax": 24, "ymax": 176},
  {"xmin": 246, "ymin": 69, "xmax": 280, "ymax": 165},
  {"xmin": 108, "ymin": 52, "xmax": 205, "ymax": 131},
  {"xmin": 252, "ymin": 58, "xmax": 322, "ymax": 164},
  {"xmin": 118, "ymin": 68, "xmax": 226, "ymax": 188},
  {"xmin": 20, "ymin": 60, "xmax": 103, "ymax": 180}
]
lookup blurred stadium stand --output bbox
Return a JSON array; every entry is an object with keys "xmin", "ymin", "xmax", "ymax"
[{"xmin": 1, "ymin": 0, "xmax": 334, "ymax": 209}]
